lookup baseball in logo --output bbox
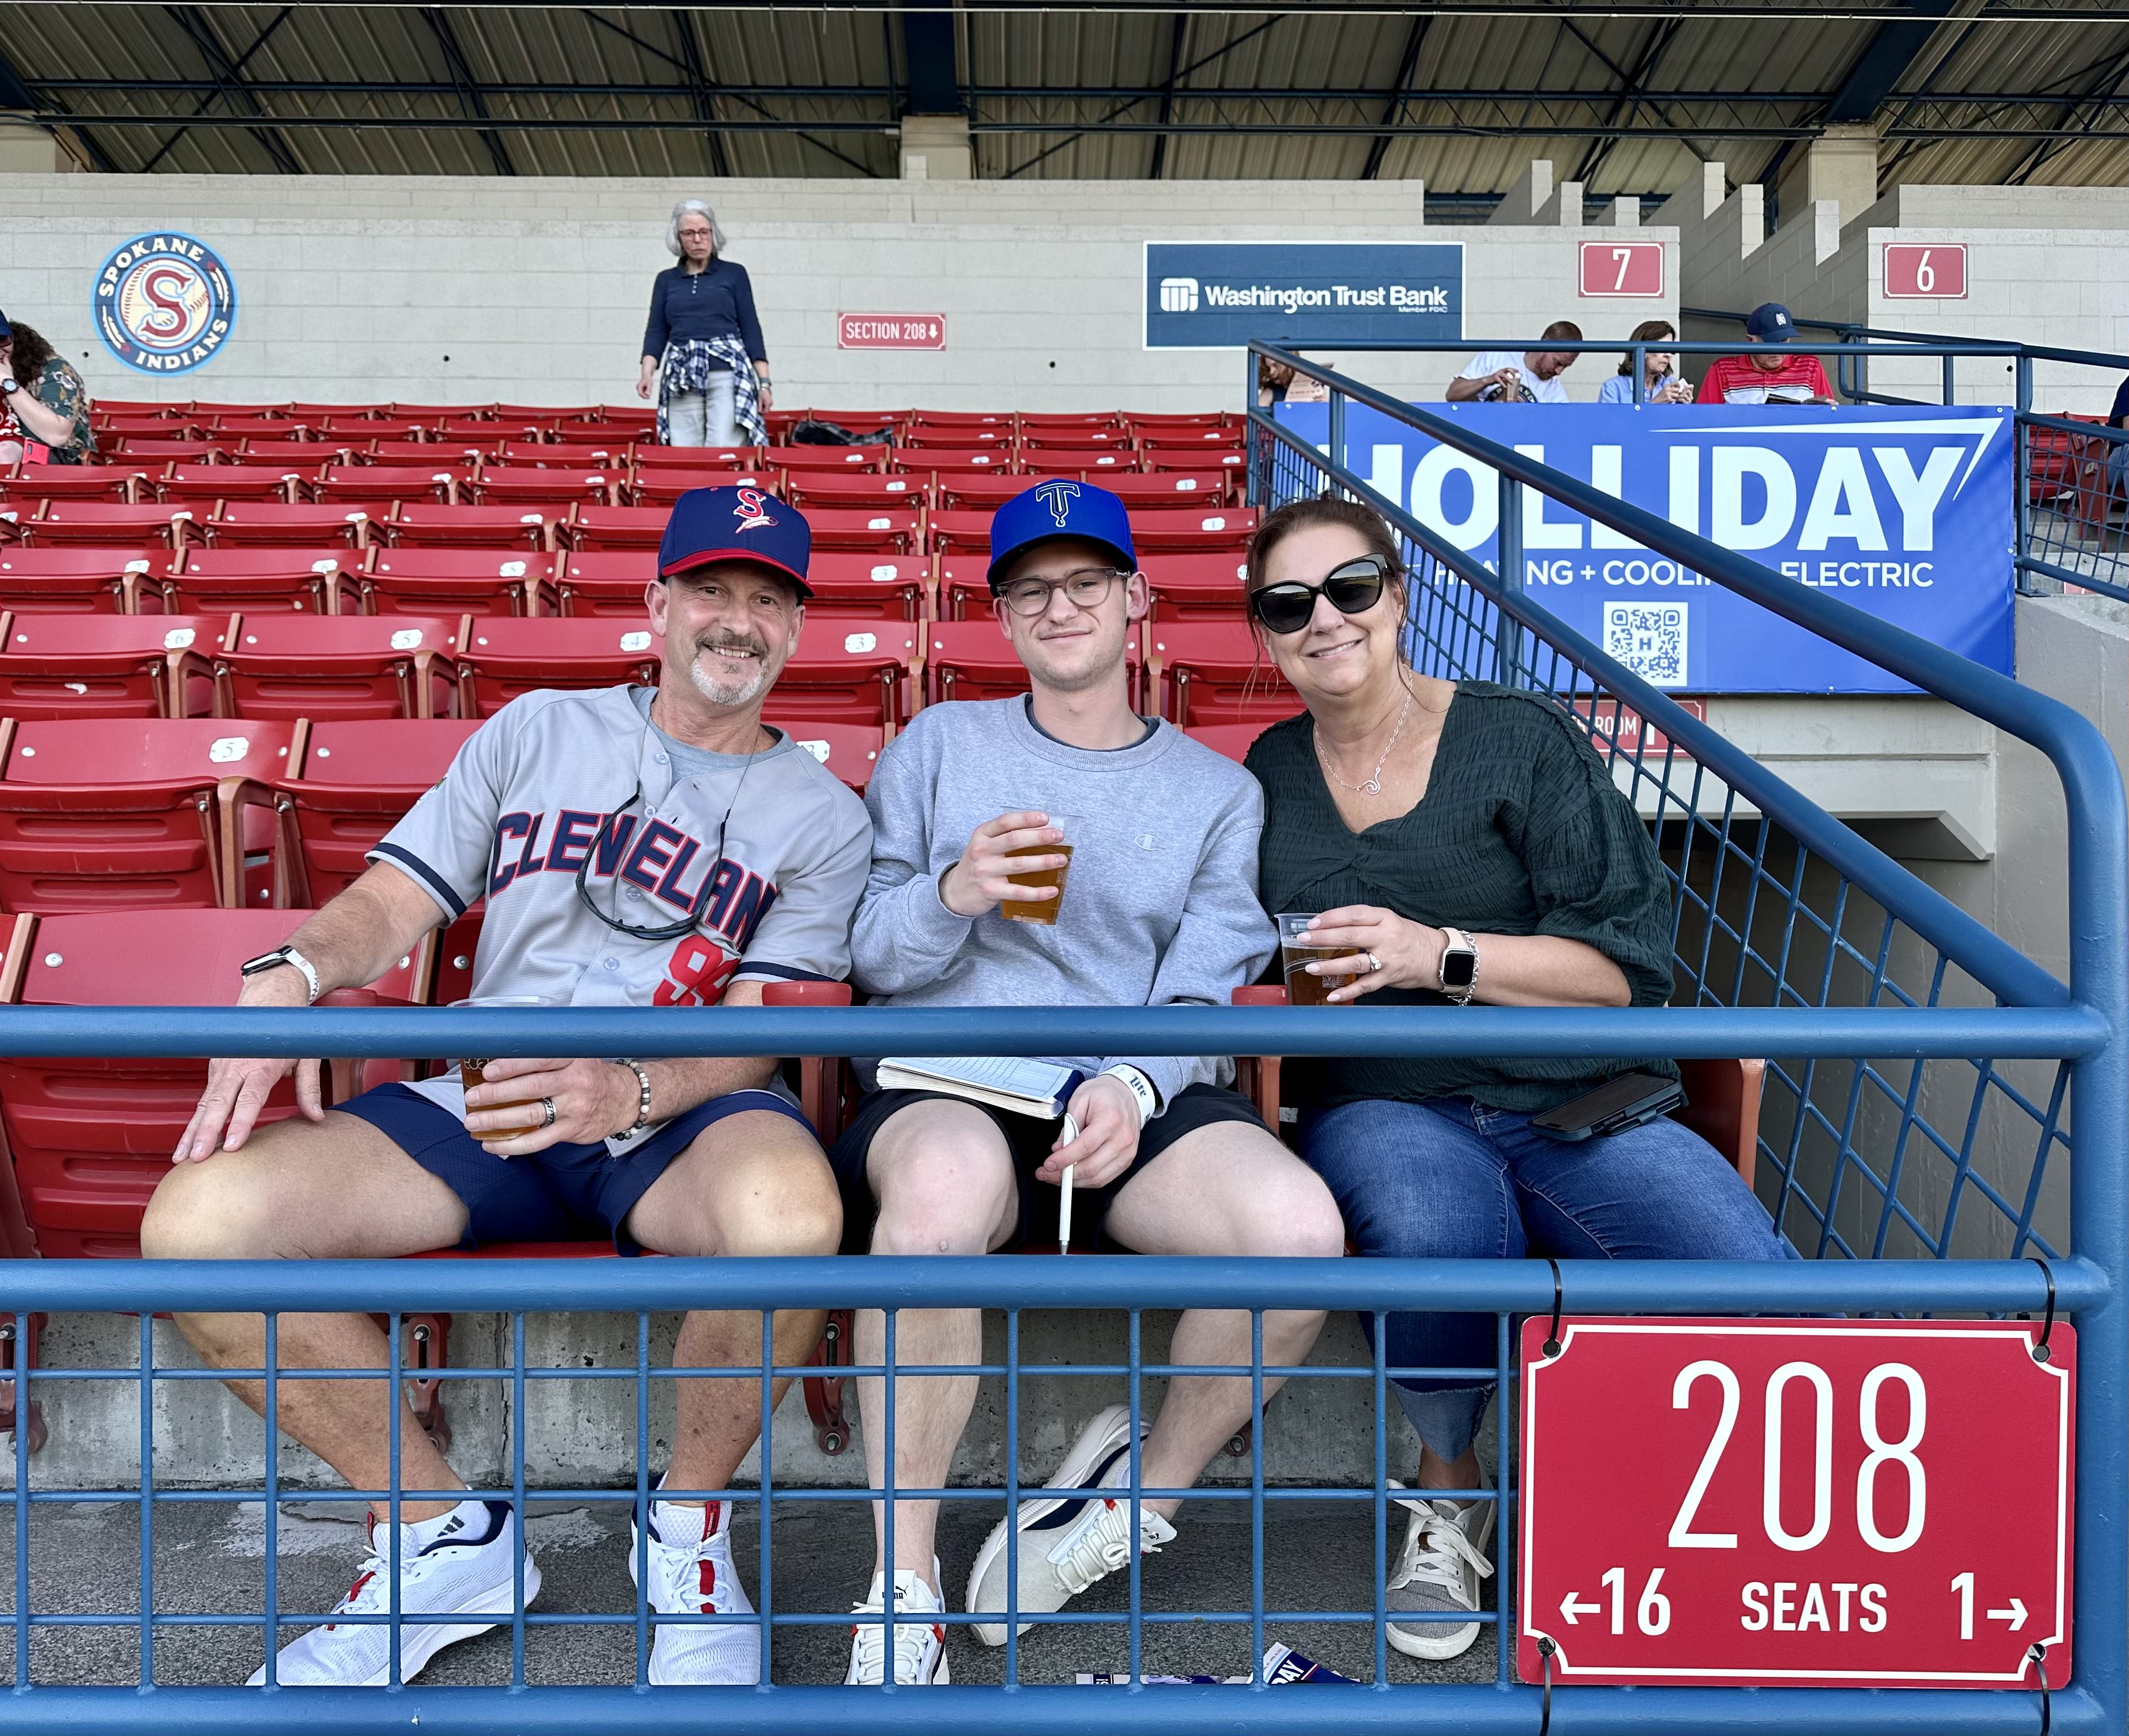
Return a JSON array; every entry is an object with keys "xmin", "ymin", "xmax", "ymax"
[
  {"xmin": 732, "ymin": 488, "xmax": 776, "ymax": 532},
  {"xmin": 94, "ymin": 232, "xmax": 237, "ymax": 375},
  {"xmin": 1034, "ymin": 479, "xmax": 1081, "ymax": 526}
]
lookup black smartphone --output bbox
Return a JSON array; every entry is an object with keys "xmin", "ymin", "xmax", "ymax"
[{"xmin": 1528, "ymin": 1071, "xmax": 1688, "ymax": 1143}]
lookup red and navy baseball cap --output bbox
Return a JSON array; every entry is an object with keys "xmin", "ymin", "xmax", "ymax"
[
  {"xmin": 988, "ymin": 479, "xmax": 1137, "ymax": 591},
  {"xmin": 658, "ymin": 484, "xmax": 813, "ymax": 600}
]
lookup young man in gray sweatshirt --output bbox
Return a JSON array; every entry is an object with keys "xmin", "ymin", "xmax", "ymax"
[{"xmin": 830, "ymin": 480, "xmax": 1345, "ymax": 1684}]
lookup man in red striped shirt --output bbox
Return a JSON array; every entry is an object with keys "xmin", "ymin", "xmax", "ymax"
[{"xmin": 1695, "ymin": 302, "xmax": 1839, "ymax": 406}]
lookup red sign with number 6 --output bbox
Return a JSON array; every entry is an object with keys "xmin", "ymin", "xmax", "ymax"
[
  {"xmin": 1519, "ymin": 1317, "xmax": 2073, "ymax": 1688},
  {"xmin": 1578, "ymin": 241, "xmax": 1664, "ymax": 298},
  {"xmin": 1884, "ymin": 244, "xmax": 1968, "ymax": 299}
]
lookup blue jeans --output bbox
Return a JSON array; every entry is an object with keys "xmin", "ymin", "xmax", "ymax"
[{"xmin": 1300, "ymin": 1095, "xmax": 1789, "ymax": 1463}]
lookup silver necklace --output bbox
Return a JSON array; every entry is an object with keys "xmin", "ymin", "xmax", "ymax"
[{"xmin": 1315, "ymin": 689, "xmax": 1413, "ymax": 796}]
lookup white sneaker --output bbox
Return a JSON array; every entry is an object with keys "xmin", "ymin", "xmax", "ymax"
[
  {"xmin": 1384, "ymin": 1477, "xmax": 1497, "ymax": 1661},
  {"xmin": 846, "ymin": 1561, "xmax": 950, "ymax": 1685},
  {"xmin": 249, "ymin": 1499, "xmax": 537, "ymax": 1687},
  {"xmin": 629, "ymin": 1498, "xmax": 760, "ymax": 1685},
  {"xmin": 966, "ymin": 1405, "xmax": 1174, "ymax": 1647}
]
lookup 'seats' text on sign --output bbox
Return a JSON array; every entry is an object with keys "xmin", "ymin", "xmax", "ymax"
[{"xmin": 1519, "ymin": 1318, "xmax": 2073, "ymax": 1688}]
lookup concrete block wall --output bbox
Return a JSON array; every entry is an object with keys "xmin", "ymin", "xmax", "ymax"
[{"xmin": 0, "ymin": 172, "xmax": 1672, "ymax": 414}]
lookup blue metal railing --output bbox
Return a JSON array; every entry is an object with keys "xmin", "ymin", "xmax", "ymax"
[{"xmin": 0, "ymin": 341, "xmax": 2115, "ymax": 1732}]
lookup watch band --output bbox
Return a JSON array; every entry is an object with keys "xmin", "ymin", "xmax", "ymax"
[
  {"xmin": 613, "ymin": 1059, "xmax": 654, "ymax": 1140},
  {"xmin": 242, "ymin": 944, "xmax": 319, "ymax": 1004},
  {"xmin": 1439, "ymin": 927, "xmax": 1479, "ymax": 1006},
  {"xmin": 1100, "ymin": 1063, "xmax": 1160, "ymax": 1129}
]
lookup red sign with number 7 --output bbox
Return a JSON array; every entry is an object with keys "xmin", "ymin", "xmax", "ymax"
[{"xmin": 1578, "ymin": 241, "xmax": 1665, "ymax": 298}]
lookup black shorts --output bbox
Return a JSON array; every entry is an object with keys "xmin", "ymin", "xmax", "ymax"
[
  {"xmin": 339, "ymin": 1080, "xmax": 812, "ymax": 1253},
  {"xmin": 828, "ymin": 1081, "xmax": 1267, "ymax": 1253}
]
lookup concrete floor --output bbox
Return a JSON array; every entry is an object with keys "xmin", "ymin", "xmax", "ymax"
[{"xmin": 0, "ymin": 1493, "xmax": 1510, "ymax": 1690}]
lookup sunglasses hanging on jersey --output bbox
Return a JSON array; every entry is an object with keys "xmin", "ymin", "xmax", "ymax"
[
  {"xmin": 1248, "ymin": 554, "xmax": 1394, "ymax": 636},
  {"xmin": 572, "ymin": 735, "xmax": 751, "ymax": 942}
]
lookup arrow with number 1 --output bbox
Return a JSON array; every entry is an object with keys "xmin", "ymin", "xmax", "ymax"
[
  {"xmin": 1559, "ymin": 1592, "xmax": 1603, "ymax": 1625},
  {"xmin": 1988, "ymin": 1598, "xmax": 2028, "ymax": 1631}
]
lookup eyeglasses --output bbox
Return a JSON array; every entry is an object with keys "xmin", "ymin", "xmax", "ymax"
[
  {"xmin": 996, "ymin": 568, "xmax": 1129, "ymax": 619},
  {"xmin": 1247, "ymin": 555, "xmax": 1393, "ymax": 635}
]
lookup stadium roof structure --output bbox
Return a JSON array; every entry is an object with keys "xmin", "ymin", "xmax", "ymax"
[{"xmin": 0, "ymin": 2, "xmax": 2124, "ymax": 203}]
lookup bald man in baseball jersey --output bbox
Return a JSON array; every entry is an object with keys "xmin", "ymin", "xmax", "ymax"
[{"xmin": 142, "ymin": 486, "xmax": 869, "ymax": 1691}]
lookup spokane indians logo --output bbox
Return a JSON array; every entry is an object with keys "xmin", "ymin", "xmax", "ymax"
[{"xmin": 93, "ymin": 232, "xmax": 237, "ymax": 374}]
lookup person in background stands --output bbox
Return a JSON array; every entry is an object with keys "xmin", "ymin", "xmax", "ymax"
[
  {"xmin": 2103, "ymin": 371, "xmax": 2127, "ymax": 508},
  {"xmin": 1259, "ymin": 353, "xmax": 1330, "ymax": 407},
  {"xmin": 0, "ymin": 311, "xmax": 97, "ymax": 466},
  {"xmin": 1445, "ymin": 321, "xmax": 1582, "ymax": 404},
  {"xmin": 638, "ymin": 199, "xmax": 773, "ymax": 448},
  {"xmin": 1696, "ymin": 303, "xmax": 1838, "ymax": 406},
  {"xmin": 1597, "ymin": 320, "xmax": 1695, "ymax": 405}
]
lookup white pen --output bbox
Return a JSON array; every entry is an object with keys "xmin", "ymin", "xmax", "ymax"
[{"xmin": 1057, "ymin": 1112, "xmax": 1079, "ymax": 1254}]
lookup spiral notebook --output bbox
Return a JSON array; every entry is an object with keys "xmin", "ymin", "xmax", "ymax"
[{"xmin": 874, "ymin": 1055, "xmax": 1084, "ymax": 1120}]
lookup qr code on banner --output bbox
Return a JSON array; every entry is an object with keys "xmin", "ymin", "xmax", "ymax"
[{"xmin": 1602, "ymin": 601, "xmax": 1690, "ymax": 687}]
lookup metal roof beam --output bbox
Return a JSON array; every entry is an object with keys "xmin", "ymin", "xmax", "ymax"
[
  {"xmin": 420, "ymin": 6, "xmax": 516, "ymax": 175},
  {"xmin": 1572, "ymin": 17, "xmax": 1684, "ymax": 183},
  {"xmin": 1149, "ymin": 13, "xmax": 1188, "ymax": 179},
  {"xmin": 2005, "ymin": 36, "xmax": 2129, "ymax": 182},
  {"xmin": 1360, "ymin": 14, "xmax": 1431, "ymax": 179},
  {"xmin": 1824, "ymin": 0, "xmax": 1960, "ymax": 122},
  {"xmin": 161, "ymin": 3, "xmax": 303, "ymax": 173},
  {"xmin": 670, "ymin": 11, "xmax": 733, "ymax": 178},
  {"xmin": 0, "ymin": 41, "xmax": 116, "ymax": 171}
]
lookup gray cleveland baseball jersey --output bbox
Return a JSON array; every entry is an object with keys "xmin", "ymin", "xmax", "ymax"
[{"xmin": 369, "ymin": 684, "xmax": 871, "ymax": 1145}]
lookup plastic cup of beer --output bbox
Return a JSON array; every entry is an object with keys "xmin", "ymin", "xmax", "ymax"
[
  {"xmin": 1001, "ymin": 810, "xmax": 1079, "ymax": 926},
  {"xmin": 1278, "ymin": 913, "xmax": 1359, "ymax": 1006},
  {"xmin": 452, "ymin": 995, "xmax": 561, "ymax": 1134}
]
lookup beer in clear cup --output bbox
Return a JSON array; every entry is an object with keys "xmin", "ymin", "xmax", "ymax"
[
  {"xmin": 452, "ymin": 994, "xmax": 561, "ymax": 1132},
  {"xmin": 1278, "ymin": 913, "xmax": 1358, "ymax": 1006},
  {"xmin": 1001, "ymin": 810, "xmax": 1079, "ymax": 926}
]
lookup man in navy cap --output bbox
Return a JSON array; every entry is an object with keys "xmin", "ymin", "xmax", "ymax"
[
  {"xmin": 830, "ymin": 480, "xmax": 1344, "ymax": 1684},
  {"xmin": 1697, "ymin": 302, "xmax": 1839, "ymax": 405},
  {"xmin": 144, "ymin": 484, "xmax": 868, "ymax": 1691}
]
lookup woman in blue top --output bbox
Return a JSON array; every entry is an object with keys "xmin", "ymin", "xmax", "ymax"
[
  {"xmin": 1596, "ymin": 319, "xmax": 1694, "ymax": 406},
  {"xmin": 637, "ymin": 200, "xmax": 773, "ymax": 448}
]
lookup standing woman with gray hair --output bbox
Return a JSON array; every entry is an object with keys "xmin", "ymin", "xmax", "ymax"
[{"xmin": 637, "ymin": 199, "xmax": 773, "ymax": 447}]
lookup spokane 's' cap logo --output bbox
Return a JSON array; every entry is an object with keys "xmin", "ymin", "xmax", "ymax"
[{"xmin": 733, "ymin": 487, "xmax": 775, "ymax": 531}]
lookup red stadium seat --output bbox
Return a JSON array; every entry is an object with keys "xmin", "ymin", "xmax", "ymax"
[
  {"xmin": 0, "ymin": 908, "xmax": 424, "ymax": 1257},
  {"xmin": 105, "ymin": 437, "xmax": 223, "ymax": 465},
  {"xmin": 804, "ymin": 508, "xmax": 923, "ymax": 553},
  {"xmin": 28, "ymin": 501, "xmax": 192, "ymax": 549},
  {"xmin": 0, "ymin": 614, "xmax": 223, "ymax": 719},
  {"xmin": 1140, "ymin": 426, "xmax": 1245, "ymax": 450},
  {"xmin": 552, "ymin": 549, "xmax": 654, "ymax": 617},
  {"xmin": 1100, "ymin": 472, "xmax": 1232, "ymax": 509},
  {"xmin": 564, "ymin": 504, "xmax": 674, "ymax": 550},
  {"xmin": 927, "ymin": 509, "xmax": 996, "ymax": 557},
  {"xmin": 213, "ymin": 614, "xmax": 462, "ymax": 721},
  {"xmin": 773, "ymin": 445, "xmax": 884, "ymax": 474},
  {"xmin": 369, "ymin": 438, "xmax": 471, "ymax": 465},
  {"xmin": 1029, "ymin": 447, "xmax": 1138, "ymax": 473},
  {"xmin": 1130, "ymin": 506, "xmax": 1259, "ymax": 551},
  {"xmin": 907, "ymin": 411, "xmax": 1012, "ymax": 432},
  {"xmin": 788, "ymin": 410, "xmax": 901, "ymax": 434},
  {"xmin": 206, "ymin": 416, "xmax": 307, "ymax": 442},
  {"xmin": 628, "ymin": 466, "xmax": 778, "ymax": 508},
  {"xmin": 891, "ymin": 447, "xmax": 1013, "ymax": 475},
  {"xmin": 1131, "ymin": 412, "xmax": 1236, "ymax": 431},
  {"xmin": 393, "ymin": 402, "xmax": 477, "ymax": 423},
  {"xmin": 315, "ymin": 464, "xmax": 458, "ymax": 505},
  {"xmin": 901, "ymin": 426, "xmax": 1012, "ymax": 450},
  {"xmin": 388, "ymin": 503, "xmax": 552, "ymax": 550},
  {"xmin": 13, "ymin": 464, "xmax": 145, "ymax": 503},
  {"xmin": 453, "ymin": 617, "xmax": 661, "ymax": 717},
  {"xmin": 465, "ymin": 466, "xmax": 617, "ymax": 508},
  {"xmin": 1147, "ymin": 448, "xmax": 1243, "ymax": 473},
  {"xmin": 932, "ymin": 472, "xmax": 1031, "ymax": 511},
  {"xmin": 1143, "ymin": 552, "xmax": 1251, "ymax": 622},
  {"xmin": 272, "ymin": 716, "xmax": 483, "ymax": 904},
  {"xmin": 160, "ymin": 549, "xmax": 350, "ymax": 616},
  {"xmin": 99, "ymin": 412, "xmax": 197, "ymax": 441},
  {"xmin": 764, "ymin": 624, "xmax": 920, "ymax": 730},
  {"xmin": 780, "ymin": 472, "xmax": 928, "ymax": 511},
  {"xmin": 1184, "ymin": 720, "xmax": 1277, "ymax": 766},
  {"xmin": 0, "ymin": 548, "xmax": 164, "ymax": 615},
  {"xmin": 0, "ymin": 715, "xmax": 295, "ymax": 911},
  {"xmin": 925, "ymin": 619, "xmax": 1142, "ymax": 707},
  {"xmin": 1020, "ymin": 427, "xmax": 1132, "ymax": 450},
  {"xmin": 936, "ymin": 555, "xmax": 992, "ymax": 622},
  {"xmin": 797, "ymin": 553, "xmax": 928, "ymax": 620},
  {"xmin": 1020, "ymin": 414, "xmax": 1127, "ymax": 436},
  {"xmin": 776, "ymin": 722, "xmax": 884, "ymax": 794},
  {"xmin": 1144, "ymin": 619, "xmax": 1299, "ymax": 727},
  {"xmin": 359, "ymin": 549, "xmax": 551, "ymax": 617},
  {"xmin": 244, "ymin": 438, "xmax": 349, "ymax": 468},
  {"xmin": 632, "ymin": 446, "xmax": 767, "ymax": 478},
  {"xmin": 491, "ymin": 440, "xmax": 626, "ymax": 468},
  {"xmin": 207, "ymin": 501, "xmax": 375, "ymax": 548},
  {"xmin": 319, "ymin": 416, "xmax": 430, "ymax": 442},
  {"xmin": 155, "ymin": 462, "xmax": 300, "ymax": 503}
]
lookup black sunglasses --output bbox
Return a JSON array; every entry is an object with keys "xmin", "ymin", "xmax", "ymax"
[{"xmin": 1248, "ymin": 555, "xmax": 1393, "ymax": 635}]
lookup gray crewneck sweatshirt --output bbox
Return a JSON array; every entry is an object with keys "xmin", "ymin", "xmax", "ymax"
[{"xmin": 849, "ymin": 696, "xmax": 1275, "ymax": 1109}]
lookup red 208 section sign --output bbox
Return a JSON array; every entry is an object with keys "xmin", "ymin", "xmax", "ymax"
[{"xmin": 1519, "ymin": 1319, "xmax": 2073, "ymax": 1689}]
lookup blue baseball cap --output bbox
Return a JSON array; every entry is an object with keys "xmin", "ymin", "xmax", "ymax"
[
  {"xmin": 658, "ymin": 484, "xmax": 813, "ymax": 599},
  {"xmin": 1745, "ymin": 302, "xmax": 1798, "ymax": 341},
  {"xmin": 987, "ymin": 479, "xmax": 1137, "ymax": 590}
]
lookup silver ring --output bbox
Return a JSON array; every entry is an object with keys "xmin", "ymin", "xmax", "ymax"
[
  {"xmin": 541, "ymin": 1096, "xmax": 557, "ymax": 1128},
  {"xmin": 1366, "ymin": 951, "xmax": 1383, "ymax": 974}
]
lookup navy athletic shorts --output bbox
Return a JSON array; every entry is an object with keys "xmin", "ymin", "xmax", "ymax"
[{"xmin": 338, "ymin": 1081, "xmax": 812, "ymax": 1253}]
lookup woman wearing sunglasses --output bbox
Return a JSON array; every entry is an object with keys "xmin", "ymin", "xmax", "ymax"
[{"xmin": 1240, "ymin": 495, "xmax": 1784, "ymax": 1666}]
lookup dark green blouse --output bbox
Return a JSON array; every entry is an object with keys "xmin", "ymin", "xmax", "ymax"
[{"xmin": 1247, "ymin": 680, "xmax": 1679, "ymax": 1114}]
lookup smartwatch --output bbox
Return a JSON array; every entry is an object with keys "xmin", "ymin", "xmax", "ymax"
[
  {"xmin": 1436, "ymin": 928, "xmax": 1479, "ymax": 1005},
  {"xmin": 239, "ymin": 944, "xmax": 320, "ymax": 1004}
]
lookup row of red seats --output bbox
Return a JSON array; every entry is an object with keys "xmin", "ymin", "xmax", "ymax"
[
  {"xmin": 0, "ymin": 499, "xmax": 1262, "ymax": 560},
  {"xmin": 91, "ymin": 404, "xmax": 1233, "ymax": 441},
  {"xmin": 24, "ymin": 461, "xmax": 1240, "ymax": 512},
  {"xmin": 0, "ymin": 611, "xmax": 1293, "ymax": 730},
  {"xmin": 0, "ymin": 546, "xmax": 1253, "ymax": 623}
]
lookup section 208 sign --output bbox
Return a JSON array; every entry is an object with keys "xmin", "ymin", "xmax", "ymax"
[
  {"xmin": 1145, "ymin": 241, "xmax": 1462, "ymax": 349},
  {"xmin": 1278, "ymin": 400, "xmax": 2014, "ymax": 693},
  {"xmin": 94, "ymin": 232, "xmax": 237, "ymax": 375}
]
